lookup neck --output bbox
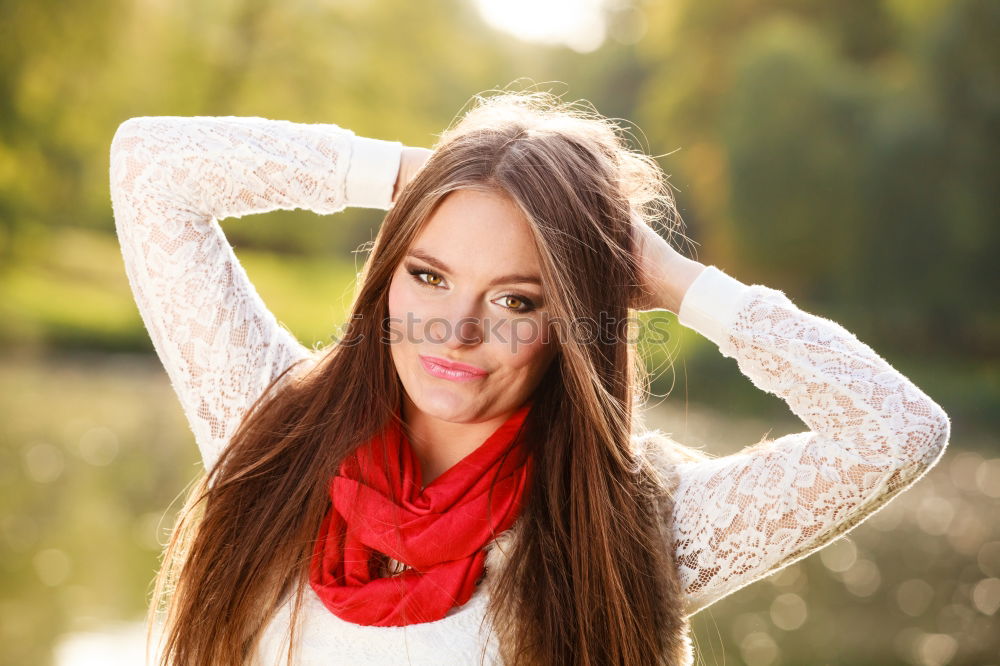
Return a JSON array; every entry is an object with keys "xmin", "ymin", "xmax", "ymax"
[{"xmin": 400, "ymin": 395, "xmax": 515, "ymax": 487}]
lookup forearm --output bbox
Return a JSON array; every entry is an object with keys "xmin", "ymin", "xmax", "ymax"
[
  {"xmin": 667, "ymin": 266, "xmax": 950, "ymax": 613},
  {"xmin": 107, "ymin": 115, "xmax": 403, "ymax": 470},
  {"xmin": 110, "ymin": 116, "xmax": 403, "ymax": 221}
]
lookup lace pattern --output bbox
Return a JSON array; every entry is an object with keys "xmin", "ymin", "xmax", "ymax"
[
  {"xmin": 660, "ymin": 283, "xmax": 950, "ymax": 615},
  {"xmin": 109, "ymin": 116, "xmax": 345, "ymax": 470}
]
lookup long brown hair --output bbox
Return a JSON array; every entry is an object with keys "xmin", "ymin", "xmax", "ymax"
[{"xmin": 148, "ymin": 88, "xmax": 702, "ymax": 665}]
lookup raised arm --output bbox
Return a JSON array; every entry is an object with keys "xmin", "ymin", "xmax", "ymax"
[
  {"xmin": 108, "ymin": 116, "xmax": 404, "ymax": 471},
  {"xmin": 656, "ymin": 266, "xmax": 950, "ymax": 617}
]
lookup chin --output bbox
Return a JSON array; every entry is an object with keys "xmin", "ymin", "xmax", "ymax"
[{"xmin": 407, "ymin": 381, "xmax": 477, "ymax": 421}]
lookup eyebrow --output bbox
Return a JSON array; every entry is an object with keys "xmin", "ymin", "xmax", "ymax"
[{"xmin": 406, "ymin": 248, "xmax": 542, "ymax": 287}]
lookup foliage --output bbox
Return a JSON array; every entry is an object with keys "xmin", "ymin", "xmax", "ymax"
[{"xmin": 1, "ymin": 0, "xmax": 997, "ymax": 662}]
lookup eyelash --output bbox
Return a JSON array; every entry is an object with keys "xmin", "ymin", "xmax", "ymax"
[{"xmin": 406, "ymin": 266, "xmax": 538, "ymax": 313}]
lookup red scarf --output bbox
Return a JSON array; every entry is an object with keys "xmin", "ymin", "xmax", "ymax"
[{"xmin": 309, "ymin": 403, "xmax": 534, "ymax": 626}]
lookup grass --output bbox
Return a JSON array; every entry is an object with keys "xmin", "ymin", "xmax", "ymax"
[{"xmin": 0, "ymin": 227, "xmax": 363, "ymax": 352}]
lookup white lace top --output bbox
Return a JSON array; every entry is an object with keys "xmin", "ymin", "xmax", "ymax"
[{"xmin": 108, "ymin": 116, "xmax": 951, "ymax": 666}]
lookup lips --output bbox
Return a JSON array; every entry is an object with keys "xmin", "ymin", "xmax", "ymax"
[{"xmin": 419, "ymin": 355, "xmax": 488, "ymax": 382}]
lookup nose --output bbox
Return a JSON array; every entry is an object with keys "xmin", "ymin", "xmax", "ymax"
[{"xmin": 427, "ymin": 299, "xmax": 484, "ymax": 350}]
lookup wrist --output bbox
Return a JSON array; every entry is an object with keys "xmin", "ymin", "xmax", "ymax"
[
  {"xmin": 392, "ymin": 151, "xmax": 406, "ymax": 203},
  {"xmin": 393, "ymin": 147, "xmax": 433, "ymax": 204},
  {"xmin": 656, "ymin": 256, "xmax": 706, "ymax": 314},
  {"xmin": 674, "ymin": 265, "xmax": 753, "ymax": 347},
  {"xmin": 346, "ymin": 135, "xmax": 404, "ymax": 210}
]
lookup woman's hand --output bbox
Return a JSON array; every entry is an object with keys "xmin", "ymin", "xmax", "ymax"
[
  {"xmin": 630, "ymin": 211, "xmax": 706, "ymax": 314},
  {"xmin": 392, "ymin": 147, "xmax": 434, "ymax": 203}
]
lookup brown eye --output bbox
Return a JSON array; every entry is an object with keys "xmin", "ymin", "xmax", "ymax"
[
  {"xmin": 496, "ymin": 294, "xmax": 537, "ymax": 313},
  {"xmin": 407, "ymin": 266, "xmax": 445, "ymax": 288}
]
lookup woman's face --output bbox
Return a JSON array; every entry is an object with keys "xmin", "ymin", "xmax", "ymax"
[{"xmin": 386, "ymin": 188, "xmax": 558, "ymax": 425}]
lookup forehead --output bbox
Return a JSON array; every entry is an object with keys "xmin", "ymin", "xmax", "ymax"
[{"xmin": 409, "ymin": 189, "xmax": 541, "ymax": 274}]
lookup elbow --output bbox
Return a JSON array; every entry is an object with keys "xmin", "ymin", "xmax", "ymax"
[
  {"xmin": 110, "ymin": 117, "xmax": 150, "ymax": 158},
  {"xmin": 109, "ymin": 117, "xmax": 173, "ymax": 206},
  {"xmin": 929, "ymin": 403, "xmax": 951, "ymax": 456},
  {"xmin": 917, "ymin": 401, "xmax": 951, "ymax": 470},
  {"xmin": 110, "ymin": 116, "xmax": 169, "ymax": 166},
  {"xmin": 109, "ymin": 118, "xmax": 146, "ymax": 196}
]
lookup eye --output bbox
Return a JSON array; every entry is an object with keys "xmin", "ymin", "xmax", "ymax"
[
  {"xmin": 406, "ymin": 264, "xmax": 538, "ymax": 313},
  {"xmin": 495, "ymin": 294, "xmax": 536, "ymax": 313},
  {"xmin": 408, "ymin": 267, "xmax": 445, "ymax": 288}
]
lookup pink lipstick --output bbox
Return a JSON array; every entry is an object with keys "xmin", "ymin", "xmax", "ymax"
[{"xmin": 419, "ymin": 355, "xmax": 488, "ymax": 382}]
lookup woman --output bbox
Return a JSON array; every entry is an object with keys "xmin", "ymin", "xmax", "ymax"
[{"xmin": 108, "ymin": 91, "xmax": 951, "ymax": 666}]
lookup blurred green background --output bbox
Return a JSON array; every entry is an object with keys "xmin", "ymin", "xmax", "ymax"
[{"xmin": 1, "ymin": 0, "xmax": 997, "ymax": 664}]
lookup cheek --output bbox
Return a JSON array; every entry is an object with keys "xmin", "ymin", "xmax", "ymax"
[
  {"xmin": 491, "ymin": 320, "xmax": 557, "ymax": 375},
  {"xmin": 387, "ymin": 274, "xmax": 405, "ymax": 319},
  {"xmin": 386, "ymin": 276, "xmax": 414, "ymax": 352}
]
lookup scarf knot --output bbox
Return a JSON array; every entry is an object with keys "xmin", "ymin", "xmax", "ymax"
[{"xmin": 309, "ymin": 403, "xmax": 533, "ymax": 626}]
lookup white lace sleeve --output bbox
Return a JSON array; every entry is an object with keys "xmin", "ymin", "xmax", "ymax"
[
  {"xmin": 666, "ymin": 266, "xmax": 951, "ymax": 617},
  {"xmin": 108, "ymin": 116, "xmax": 404, "ymax": 472}
]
